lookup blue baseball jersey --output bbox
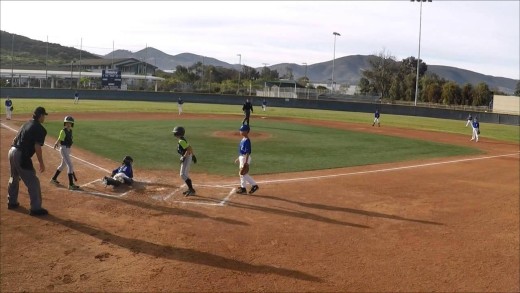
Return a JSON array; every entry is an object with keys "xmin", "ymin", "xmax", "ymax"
[
  {"xmin": 472, "ymin": 121, "xmax": 479, "ymax": 129},
  {"xmin": 238, "ymin": 137, "xmax": 252, "ymax": 155},
  {"xmin": 112, "ymin": 164, "xmax": 133, "ymax": 178},
  {"xmin": 375, "ymin": 111, "xmax": 380, "ymax": 118},
  {"xmin": 5, "ymin": 99, "xmax": 12, "ymax": 107}
]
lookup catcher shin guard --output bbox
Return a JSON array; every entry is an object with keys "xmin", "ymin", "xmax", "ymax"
[{"xmin": 105, "ymin": 177, "xmax": 121, "ymax": 187}]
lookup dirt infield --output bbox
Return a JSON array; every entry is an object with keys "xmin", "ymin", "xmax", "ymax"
[{"xmin": 1, "ymin": 112, "xmax": 519, "ymax": 292}]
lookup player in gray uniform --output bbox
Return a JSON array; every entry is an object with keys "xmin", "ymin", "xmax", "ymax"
[
  {"xmin": 50, "ymin": 116, "xmax": 80, "ymax": 190},
  {"xmin": 173, "ymin": 126, "xmax": 197, "ymax": 196},
  {"xmin": 7, "ymin": 106, "xmax": 49, "ymax": 216}
]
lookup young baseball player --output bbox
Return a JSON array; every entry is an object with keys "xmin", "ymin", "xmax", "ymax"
[
  {"xmin": 372, "ymin": 109, "xmax": 380, "ymax": 127},
  {"xmin": 235, "ymin": 124, "xmax": 259, "ymax": 195},
  {"xmin": 50, "ymin": 116, "xmax": 80, "ymax": 190},
  {"xmin": 177, "ymin": 97, "xmax": 184, "ymax": 115},
  {"xmin": 471, "ymin": 117, "xmax": 480, "ymax": 142},
  {"xmin": 262, "ymin": 98, "xmax": 267, "ymax": 111},
  {"xmin": 465, "ymin": 113, "xmax": 473, "ymax": 127},
  {"xmin": 103, "ymin": 156, "xmax": 134, "ymax": 187},
  {"xmin": 172, "ymin": 126, "xmax": 197, "ymax": 196},
  {"xmin": 4, "ymin": 97, "xmax": 13, "ymax": 120}
]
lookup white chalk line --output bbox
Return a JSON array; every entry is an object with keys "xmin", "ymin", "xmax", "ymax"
[
  {"xmin": 3, "ymin": 122, "xmax": 518, "ymax": 206},
  {"xmin": 215, "ymin": 152, "xmax": 520, "ymax": 187}
]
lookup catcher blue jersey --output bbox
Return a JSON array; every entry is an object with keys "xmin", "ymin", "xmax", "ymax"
[{"xmin": 238, "ymin": 138, "xmax": 252, "ymax": 155}]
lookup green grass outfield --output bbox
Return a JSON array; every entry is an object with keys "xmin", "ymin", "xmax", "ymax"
[{"xmin": 3, "ymin": 99, "xmax": 517, "ymax": 176}]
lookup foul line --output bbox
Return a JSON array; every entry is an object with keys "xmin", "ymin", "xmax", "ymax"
[{"xmin": 216, "ymin": 152, "xmax": 520, "ymax": 187}]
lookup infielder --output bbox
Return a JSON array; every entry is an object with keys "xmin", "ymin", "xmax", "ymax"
[
  {"xmin": 465, "ymin": 113, "xmax": 473, "ymax": 127},
  {"xmin": 235, "ymin": 124, "xmax": 259, "ymax": 195},
  {"xmin": 173, "ymin": 126, "xmax": 197, "ymax": 196},
  {"xmin": 50, "ymin": 116, "xmax": 80, "ymax": 190},
  {"xmin": 471, "ymin": 117, "xmax": 480, "ymax": 142}
]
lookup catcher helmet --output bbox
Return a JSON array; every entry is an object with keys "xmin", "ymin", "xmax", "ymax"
[
  {"xmin": 239, "ymin": 124, "xmax": 250, "ymax": 132},
  {"xmin": 122, "ymin": 155, "xmax": 134, "ymax": 165},
  {"xmin": 64, "ymin": 116, "xmax": 75, "ymax": 127},
  {"xmin": 172, "ymin": 126, "xmax": 185, "ymax": 136}
]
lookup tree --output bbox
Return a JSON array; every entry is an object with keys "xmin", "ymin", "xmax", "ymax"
[
  {"xmin": 441, "ymin": 81, "xmax": 462, "ymax": 105},
  {"xmin": 358, "ymin": 77, "xmax": 371, "ymax": 95},
  {"xmin": 473, "ymin": 82, "xmax": 492, "ymax": 106},
  {"xmin": 461, "ymin": 83, "xmax": 474, "ymax": 106},
  {"xmin": 361, "ymin": 49, "xmax": 399, "ymax": 99},
  {"xmin": 515, "ymin": 80, "xmax": 520, "ymax": 96}
]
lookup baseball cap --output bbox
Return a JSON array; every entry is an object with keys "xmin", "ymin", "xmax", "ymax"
[
  {"xmin": 239, "ymin": 124, "xmax": 250, "ymax": 131},
  {"xmin": 33, "ymin": 106, "xmax": 48, "ymax": 116}
]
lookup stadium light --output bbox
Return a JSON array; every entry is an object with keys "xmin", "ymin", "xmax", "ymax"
[
  {"xmin": 332, "ymin": 32, "xmax": 341, "ymax": 93},
  {"xmin": 70, "ymin": 60, "xmax": 75, "ymax": 89},
  {"xmin": 411, "ymin": 0, "xmax": 432, "ymax": 106},
  {"xmin": 237, "ymin": 54, "xmax": 242, "ymax": 94}
]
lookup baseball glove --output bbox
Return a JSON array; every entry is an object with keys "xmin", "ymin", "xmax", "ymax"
[
  {"xmin": 192, "ymin": 155, "xmax": 197, "ymax": 164},
  {"xmin": 239, "ymin": 163, "xmax": 249, "ymax": 175},
  {"xmin": 477, "ymin": 129, "xmax": 480, "ymax": 135},
  {"xmin": 10, "ymin": 106, "xmax": 13, "ymax": 111}
]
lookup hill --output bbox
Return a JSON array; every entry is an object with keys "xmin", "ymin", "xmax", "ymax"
[{"xmin": 1, "ymin": 30, "xmax": 517, "ymax": 93}]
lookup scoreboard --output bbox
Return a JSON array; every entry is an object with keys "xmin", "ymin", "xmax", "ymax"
[{"xmin": 101, "ymin": 69, "xmax": 122, "ymax": 88}]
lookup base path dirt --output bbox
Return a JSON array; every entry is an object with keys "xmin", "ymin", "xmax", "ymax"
[{"xmin": 1, "ymin": 112, "xmax": 518, "ymax": 292}]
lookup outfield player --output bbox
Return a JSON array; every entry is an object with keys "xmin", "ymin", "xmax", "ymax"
[
  {"xmin": 50, "ymin": 116, "xmax": 80, "ymax": 190},
  {"xmin": 235, "ymin": 124, "xmax": 259, "ymax": 194},
  {"xmin": 372, "ymin": 109, "xmax": 381, "ymax": 127},
  {"xmin": 74, "ymin": 91, "xmax": 79, "ymax": 104},
  {"xmin": 173, "ymin": 126, "xmax": 197, "ymax": 196},
  {"xmin": 177, "ymin": 97, "xmax": 184, "ymax": 115},
  {"xmin": 4, "ymin": 97, "xmax": 13, "ymax": 120}
]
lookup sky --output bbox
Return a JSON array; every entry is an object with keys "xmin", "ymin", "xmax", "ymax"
[{"xmin": 1, "ymin": 1, "xmax": 519, "ymax": 79}]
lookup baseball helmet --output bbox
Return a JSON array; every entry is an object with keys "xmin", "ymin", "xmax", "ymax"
[
  {"xmin": 64, "ymin": 116, "xmax": 75, "ymax": 127},
  {"xmin": 123, "ymin": 155, "xmax": 134, "ymax": 164},
  {"xmin": 239, "ymin": 124, "xmax": 250, "ymax": 132},
  {"xmin": 172, "ymin": 126, "xmax": 185, "ymax": 136}
]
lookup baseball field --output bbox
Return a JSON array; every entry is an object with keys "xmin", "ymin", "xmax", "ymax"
[{"xmin": 1, "ymin": 99, "xmax": 519, "ymax": 292}]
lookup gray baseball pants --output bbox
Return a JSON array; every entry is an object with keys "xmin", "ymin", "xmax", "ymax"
[{"xmin": 7, "ymin": 147, "xmax": 43, "ymax": 210}]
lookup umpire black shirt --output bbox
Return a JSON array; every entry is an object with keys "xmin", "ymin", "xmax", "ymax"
[{"xmin": 13, "ymin": 119, "xmax": 47, "ymax": 169}]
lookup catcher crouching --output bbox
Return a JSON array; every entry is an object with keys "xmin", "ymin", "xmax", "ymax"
[{"xmin": 103, "ymin": 156, "xmax": 134, "ymax": 187}]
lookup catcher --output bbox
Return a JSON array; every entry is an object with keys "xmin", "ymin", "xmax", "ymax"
[
  {"xmin": 235, "ymin": 124, "xmax": 259, "ymax": 194},
  {"xmin": 103, "ymin": 156, "xmax": 134, "ymax": 187}
]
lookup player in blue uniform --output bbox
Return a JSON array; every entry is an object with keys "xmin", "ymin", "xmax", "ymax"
[
  {"xmin": 4, "ymin": 97, "xmax": 13, "ymax": 120},
  {"xmin": 235, "ymin": 124, "xmax": 259, "ymax": 194},
  {"xmin": 372, "ymin": 109, "xmax": 380, "ymax": 127},
  {"xmin": 50, "ymin": 116, "xmax": 80, "ymax": 190},
  {"xmin": 471, "ymin": 117, "xmax": 480, "ymax": 142},
  {"xmin": 465, "ymin": 113, "xmax": 473, "ymax": 127},
  {"xmin": 103, "ymin": 156, "xmax": 134, "ymax": 187}
]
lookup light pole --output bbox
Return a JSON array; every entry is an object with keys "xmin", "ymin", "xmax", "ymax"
[
  {"xmin": 332, "ymin": 32, "xmax": 341, "ymax": 93},
  {"xmin": 302, "ymin": 62, "xmax": 308, "ymax": 79},
  {"xmin": 237, "ymin": 54, "xmax": 242, "ymax": 94},
  {"xmin": 412, "ymin": 0, "xmax": 432, "ymax": 106},
  {"xmin": 70, "ymin": 60, "xmax": 76, "ymax": 89}
]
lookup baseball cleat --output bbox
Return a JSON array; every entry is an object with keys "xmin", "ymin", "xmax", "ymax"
[
  {"xmin": 184, "ymin": 189, "xmax": 196, "ymax": 197},
  {"xmin": 236, "ymin": 187, "xmax": 247, "ymax": 194},
  {"xmin": 50, "ymin": 179, "xmax": 60, "ymax": 185},
  {"xmin": 249, "ymin": 185, "xmax": 259, "ymax": 194},
  {"xmin": 69, "ymin": 184, "xmax": 81, "ymax": 191}
]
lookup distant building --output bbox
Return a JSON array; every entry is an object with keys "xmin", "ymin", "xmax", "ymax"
[{"xmin": 62, "ymin": 58, "xmax": 158, "ymax": 76}]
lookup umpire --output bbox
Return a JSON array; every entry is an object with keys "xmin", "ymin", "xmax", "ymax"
[
  {"xmin": 242, "ymin": 98, "xmax": 253, "ymax": 125},
  {"xmin": 7, "ymin": 106, "xmax": 49, "ymax": 216}
]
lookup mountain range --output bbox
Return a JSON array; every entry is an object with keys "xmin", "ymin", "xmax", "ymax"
[
  {"xmin": 106, "ymin": 47, "xmax": 517, "ymax": 94},
  {"xmin": 0, "ymin": 31, "xmax": 516, "ymax": 94}
]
